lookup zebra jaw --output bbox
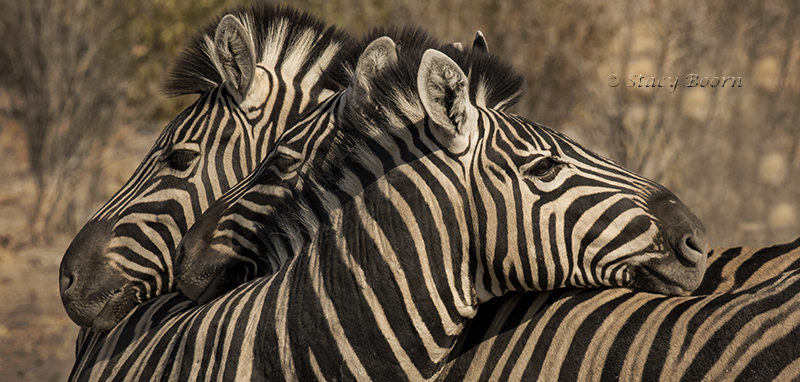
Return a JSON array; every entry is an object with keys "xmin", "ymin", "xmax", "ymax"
[
  {"xmin": 61, "ymin": 279, "xmax": 142, "ymax": 332},
  {"xmin": 628, "ymin": 236, "xmax": 709, "ymax": 295},
  {"xmin": 90, "ymin": 287, "xmax": 142, "ymax": 332},
  {"xmin": 176, "ymin": 248, "xmax": 256, "ymax": 305},
  {"xmin": 175, "ymin": 217, "xmax": 260, "ymax": 305}
]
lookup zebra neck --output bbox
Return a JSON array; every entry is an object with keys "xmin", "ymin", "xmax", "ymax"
[{"xmin": 259, "ymin": 190, "xmax": 477, "ymax": 380}]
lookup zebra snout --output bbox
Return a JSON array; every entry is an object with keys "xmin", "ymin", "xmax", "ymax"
[
  {"xmin": 60, "ymin": 219, "xmax": 137, "ymax": 330},
  {"xmin": 174, "ymin": 222, "xmax": 220, "ymax": 302},
  {"xmin": 627, "ymin": 188, "xmax": 709, "ymax": 294},
  {"xmin": 645, "ymin": 189, "xmax": 708, "ymax": 258}
]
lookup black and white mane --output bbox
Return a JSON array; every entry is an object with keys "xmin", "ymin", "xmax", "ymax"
[{"xmin": 164, "ymin": 4, "xmax": 357, "ymax": 96}]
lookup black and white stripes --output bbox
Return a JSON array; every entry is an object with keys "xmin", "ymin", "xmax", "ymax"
[
  {"xmin": 59, "ymin": 4, "xmax": 355, "ymax": 331},
  {"xmin": 77, "ymin": 32, "xmax": 706, "ymax": 380},
  {"xmin": 59, "ymin": 5, "xmax": 800, "ymax": 381},
  {"xmin": 438, "ymin": 238, "xmax": 800, "ymax": 381}
]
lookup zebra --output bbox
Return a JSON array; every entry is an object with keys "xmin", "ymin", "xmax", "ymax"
[
  {"xmin": 436, "ymin": 236, "xmax": 800, "ymax": 381},
  {"xmin": 67, "ymin": 34, "xmax": 706, "ymax": 380},
  {"xmin": 58, "ymin": 4, "xmax": 359, "ymax": 332},
  {"xmin": 69, "ymin": 239, "xmax": 800, "ymax": 381}
]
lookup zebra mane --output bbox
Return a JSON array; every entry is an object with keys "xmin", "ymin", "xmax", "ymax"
[
  {"xmin": 309, "ymin": 26, "xmax": 527, "ymax": 190},
  {"xmin": 295, "ymin": 27, "xmax": 524, "ymax": 222},
  {"xmin": 252, "ymin": 27, "xmax": 527, "ymax": 275},
  {"xmin": 164, "ymin": 3, "xmax": 357, "ymax": 96},
  {"xmin": 330, "ymin": 27, "xmax": 526, "ymax": 159},
  {"xmin": 364, "ymin": 28, "xmax": 525, "ymax": 111}
]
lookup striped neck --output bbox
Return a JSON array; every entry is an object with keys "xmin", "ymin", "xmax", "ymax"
[{"xmin": 261, "ymin": 186, "xmax": 478, "ymax": 380}]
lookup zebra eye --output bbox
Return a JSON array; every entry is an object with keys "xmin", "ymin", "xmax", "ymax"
[
  {"xmin": 527, "ymin": 157, "xmax": 560, "ymax": 179},
  {"xmin": 272, "ymin": 152, "xmax": 302, "ymax": 174},
  {"xmin": 269, "ymin": 147, "xmax": 303, "ymax": 174},
  {"xmin": 164, "ymin": 149, "xmax": 199, "ymax": 171}
]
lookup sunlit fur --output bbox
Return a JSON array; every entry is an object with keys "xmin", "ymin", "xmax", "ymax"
[{"xmin": 59, "ymin": 4, "xmax": 357, "ymax": 331}]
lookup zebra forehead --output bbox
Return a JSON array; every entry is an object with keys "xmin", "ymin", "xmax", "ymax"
[
  {"xmin": 164, "ymin": 4, "xmax": 355, "ymax": 97},
  {"xmin": 484, "ymin": 116, "xmax": 548, "ymax": 148}
]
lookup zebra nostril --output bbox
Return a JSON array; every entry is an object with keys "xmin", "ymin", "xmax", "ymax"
[
  {"xmin": 60, "ymin": 273, "xmax": 75, "ymax": 295},
  {"xmin": 677, "ymin": 234, "xmax": 707, "ymax": 267},
  {"xmin": 686, "ymin": 236, "xmax": 701, "ymax": 253}
]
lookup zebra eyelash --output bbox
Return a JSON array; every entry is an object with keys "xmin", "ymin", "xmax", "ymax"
[
  {"xmin": 162, "ymin": 147, "xmax": 201, "ymax": 172},
  {"xmin": 522, "ymin": 155, "xmax": 565, "ymax": 182}
]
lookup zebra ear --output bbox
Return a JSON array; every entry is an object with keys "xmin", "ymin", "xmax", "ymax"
[
  {"xmin": 353, "ymin": 36, "xmax": 398, "ymax": 94},
  {"xmin": 213, "ymin": 15, "xmax": 257, "ymax": 104},
  {"xmin": 473, "ymin": 31, "xmax": 489, "ymax": 53},
  {"xmin": 418, "ymin": 49, "xmax": 477, "ymax": 152}
]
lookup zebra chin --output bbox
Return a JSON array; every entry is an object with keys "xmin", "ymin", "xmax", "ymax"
[
  {"xmin": 628, "ymin": 264, "xmax": 705, "ymax": 295},
  {"xmin": 62, "ymin": 285, "xmax": 141, "ymax": 332},
  {"xmin": 174, "ymin": 238, "xmax": 257, "ymax": 305},
  {"xmin": 177, "ymin": 264, "xmax": 252, "ymax": 305}
]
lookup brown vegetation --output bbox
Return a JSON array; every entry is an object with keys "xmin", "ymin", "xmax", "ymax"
[{"xmin": 0, "ymin": 0, "xmax": 797, "ymax": 379}]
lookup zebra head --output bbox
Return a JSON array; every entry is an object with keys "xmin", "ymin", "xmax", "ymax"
[
  {"xmin": 59, "ymin": 5, "xmax": 354, "ymax": 331},
  {"xmin": 410, "ymin": 48, "xmax": 708, "ymax": 298},
  {"xmin": 174, "ymin": 34, "xmax": 707, "ymax": 309}
]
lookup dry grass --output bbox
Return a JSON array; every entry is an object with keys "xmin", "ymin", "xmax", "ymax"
[{"xmin": 0, "ymin": 120, "xmax": 159, "ymax": 380}]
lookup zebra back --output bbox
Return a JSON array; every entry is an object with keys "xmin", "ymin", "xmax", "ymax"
[
  {"xmin": 70, "ymin": 240, "xmax": 800, "ymax": 381},
  {"xmin": 438, "ymin": 236, "xmax": 800, "ymax": 381}
]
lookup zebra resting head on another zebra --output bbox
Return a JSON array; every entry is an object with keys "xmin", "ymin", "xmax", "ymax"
[
  {"xmin": 58, "ymin": 4, "xmax": 358, "ymax": 332},
  {"xmin": 174, "ymin": 30, "xmax": 709, "ymax": 311},
  {"xmin": 54, "ymin": 4, "xmax": 716, "ymax": 377},
  {"xmin": 67, "ymin": 32, "xmax": 713, "ymax": 382}
]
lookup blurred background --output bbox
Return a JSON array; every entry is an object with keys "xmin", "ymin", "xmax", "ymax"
[{"xmin": 0, "ymin": 0, "xmax": 798, "ymax": 380}]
